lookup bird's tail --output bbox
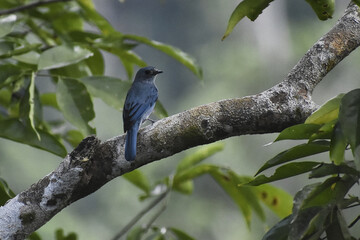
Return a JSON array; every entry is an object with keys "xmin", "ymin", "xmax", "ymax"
[{"xmin": 125, "ymin": 122, "xmax": 140, "ymax": 161}]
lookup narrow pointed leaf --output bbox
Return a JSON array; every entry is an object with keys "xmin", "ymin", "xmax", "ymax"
[
  {"xmin": 257, "ymin": 141, "xmax": 330, "ymax": 175},
  {"xmin": 80, "ymin": 76, "xmax": 130, "ymax": 110},
  {"xmin": 309, "ymin": 162, "xmax": 359, "ymax": 179},
  {"xmin": 275, "ymin": 124, "xmax": 321, "ymax": 141},
  {"xmin": 248, "ymin": 162, "xmax": 320, "ymax": 186},
  {"xmin": 330, "ymin": 123, "xmax": 347, "ymax": 165},
  {"xmin": 222, "ymin": 0, "xmax": 274, "ymax": 40},
  {"xmin": 27, "ymin": 72, "xmax": 40, "ymax": 139},
  {"xmin": 306, "ymin": 94, "xmax": 343, "ymax": 124},
  {"xmin": 124, "ymin": 35, "xmax": 202, "ymax": 79},
  {"xmin": 338, "ymin": 89, "xmax": 360, "ymax": 170},
  {"xmin": 168, "ymin": 228, "xmax": 195, "ymax": 240},
  {"xmin": 123, "ymin": 169, "xmax": 151, "ymax": 194},
  {"xmin": 305, "ymin": 0, "xmax": 335, "ymax": 21},
  {"xmin": 0, "ymin": 118, "xmax": 67, "ymax": 157},
  {"xmin": 0, "ymin": 177, "xmax": 15, "ymax": 206},
  {"xmin": 176, "ymin": 142, "xmax": 224, "ymax": 173},
  {"xmin": 56, "ymin": 77, "xmax": 95, "ymax": 136},
  {"xmin": 38, "ymin": 45, "xmax": 93, "ymax": 70}
]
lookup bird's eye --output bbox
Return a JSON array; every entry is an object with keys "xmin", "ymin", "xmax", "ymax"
[{"xmin": 145, "ymin": 70, "xmax": 151, "ymax": 74}]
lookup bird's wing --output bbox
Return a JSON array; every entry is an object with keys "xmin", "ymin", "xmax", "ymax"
[{"xmin": 123, "ymin": 86, "xmax": 158, "ymax": 132}]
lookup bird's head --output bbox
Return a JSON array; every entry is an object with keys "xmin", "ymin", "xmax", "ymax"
[{"xmin": 134, "ymin": 66, "xmax": 163, "ymax": 82}]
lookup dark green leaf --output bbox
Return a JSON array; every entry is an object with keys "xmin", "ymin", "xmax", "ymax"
[
  {"xmin": 76, "ymin": 0, "xmax": 117, "ymax": 35},
  {"xmin": 0, "ymin": 64, "xmax": 24, "ymax": 87},
  {"xmin": 154, "ymin": 101, "xmax": 168, "ymax": 119},
  {"xmin": 56, "ymin": 77, "xmax": 95, "ymax": 136},
  {"xmin": 0, "ymin": 44, "xmax": 42, "ymax": 59},
  {"xmin": 305, "ymin": 0, "xmax": 335, "ymax": 21},
  {"xmin": 168, "ymin": 227, "xmax": 195, "ymax": 240},
  {"xmin": 275, "ymin": 124, "xmax": 321, "ymax": 141},
  {"xmin": 222, "ymin": 0, "xmax": 274, "ymax": 40},
  {"xmin": 262, "ymin": 215, "xmax": 292, "ymax": 240},
  {"xmin": 124, "ymin": 35, "xmax": 202, "ymax": 79},
  {"xmin": 52, "ymin": 12, "xmax": 83, "ymax": 34},
  {"xmin": 309, "ymin": 162, "xmax": 359, "ymax": 178},
  {"xmin": 325, "ymin": 209, "xmax": 352, "ymax": 240},
  {"xmin": 38, "ymin": 45, "xmax": 93, "ymax": 70},
  {"xmin": 55, "ymin": 229, "xmax": 77, "ymax": 240},
  {"xmin": 176, "ymin": 143, "xmax": 224, "ymax": 173},
  {"xmin": 0, "ymin": 177, "xmax": 15, "ymax": 206},
  {"xmin": 126, "ymin": 226, "xmax": 146, "ymax": 240},
  {"xmin": 27, "ymin": 232, "xmax": 42, "ymax": 240},
  {"xmin": 308, "ymin": 120, "xmax": 336, "ymax": 142},
  {"xmin": 64, "ymin": 130, "xmax": 84, "ymax": 147},
  {"xmin": 338, "ymin": 89, "xmax": 360, "ymax": 170},
  {"xmin": 306, "ymin": 94, "xmax": 343, "ymax": 124},
  {"xmin": 330, "ymin": 123, "xmax": 347, "ymax": 165},
  {"xmin": 123, "ymin": 169, "xmax": 151, "ymax": 195},
  {"xmin": 40, "ymin": 93, "xmax": 59, "ymax": 110},
  {"xmin": 79, "ymin": 76, "xmax": 130, "ymax": 110},
  {"xmin": 254, "ymin": 184, "xmax": 293, "ymax": 218},
  {"xmin": 0, "ymin": 15, "xmax": 17, "ymax": 38},
  {"xmin": 248, "ymin": 162, "xmax": 320, "ymax": 186},
  {"xmin": 256, "ymin": 141, "xmax": 330, "ymax": 175},
  {"xmin": 85, "ymin": 48, "xmax": 104, "ymax": 75},
  {"xmin": 0, "ymin": 118, "xmax": 67, "ymax": 157}
]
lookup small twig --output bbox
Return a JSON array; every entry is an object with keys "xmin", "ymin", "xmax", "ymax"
[
  {"xmin": 0, "ymin": 0, "xmax": 73, "ymax": 16},
  {"xmin": 348, "ymin": 215, "xmax": 360, "ymax": 228},
  {"xmin": 111, "ymin": 189, "xmax": 170, "ymax": 240}
]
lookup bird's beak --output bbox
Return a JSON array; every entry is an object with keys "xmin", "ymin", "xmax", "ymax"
[{"xmin": 154, "ymin": 68, "xmax": 163, "ymax": 75}]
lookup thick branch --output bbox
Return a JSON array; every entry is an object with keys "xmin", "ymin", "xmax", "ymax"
[
  {"xmin": 1, "ymin": 2, "xmax": 360, "ymax": 239},
  {"xmin": 0, "ymin": 0, "xmax": 73, "ymax": 16}
]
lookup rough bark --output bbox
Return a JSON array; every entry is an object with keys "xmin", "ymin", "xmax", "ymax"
[{"xmin": 1, "ymin": 2, "xmax": 360, "ymax": 239}]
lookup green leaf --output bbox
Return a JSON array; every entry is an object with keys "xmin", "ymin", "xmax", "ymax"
[
  {"xmin": 309, "ymin": 162, "xmax": 359, "ymax": 179},
  {"xmin": 0, "ymin": 64, "xmax": 24, "ymax": 87},
  {"xmin": 338, "ymin": 89, "xmax": 360, "ymax": 170},
  {"xmin": 55, "ymin": 229, "xmax": 77, "ymax": 240},
  {"xmin": 263, "ymin": 215, "xmax": 292, "ymax": 240},
  {"xmin": 176, "ymin": 142, "xmax": 224, "ymax": 173},
  {"xmin": 126, "ymin": 226, "xmax": 146, "ymax": 240},
  {"xmin": 123, "ymin": 169, "xmax": 151, "ymax": 195},
  {"xmin": 40, "ymin": 93, "xmax": 59, "ymax": 110},
  {"xmin": 0, "ymin": 44, "xmax": 42, "ymax": 59},
  {"xmin": 168, "ymin": 227, "xmax": 195, "ymax": 240},
  {"xmin": 174, "ymin": 164, "xmax": 219, "ymax": 184},
  {"xmin": 275, "ymin": 124, "xmax": 321, "ymax": 141},
  {"xmin": 38, "ymin": 45, "xmax": 93, "ymax": 70},
  {"xmin": 173, "ymin": 180, "xmax": 193, "ymax": 194},
  {"xmin": 305, "ymin": 0, "xmax": 335, "ymax": 21},
  {"xmin": 51, "ymin": 62, "xmax": 92, "ymax": 78},
  {"xmin": 79, "ymin": 76, "xmax": 130, "ymax": 110},
  {"xmin": 85, "ymin": 48, "xmax": 104, "ymax": 75},
  {"xmin": 330, "ymin": 123, "xmax": 347, "ymax": 165},
  {"xmin": 154, "ymin": 100, "xmax": 168, "ymax": 119},
  {"xmin": 124, "ymin": 35, "xmax": 202, "ymax": 79},
  {"xmin": 210, "ymin": 170, "xmax": 265, "ymax": 227},
  {"xmin": 0, "ymin": 15, "xmax": 17, "ymax": 38},
  {"xmin": 306, "ymin": 94, "xmax": 344, "ymax": 124},
  {"xmin": 52, "ymin": 12, "xmax": 83, "ymax": 34},
  {"xmin": 0, "ymin": 177, "xmax": 15, "ymax": 206},
  {"xmin": 76, "ymin": 0, "xmax": 117, "ymax": 35},
  {"xmin": 13, "ymin": 51, "xmax": 40, "ymax": 65},
  {"xmin": 222, "ymin": 0, "xmax": 274, "ymax": 40},
  {"xmin": 56, "ymin": 77, "xmax": 95, "ymax": 136},
  {"xmin": 248, "ymin": 162, "xmax": 320, "ymax": 186},
  {"xmin": 0, "ymin": 118, "xmax": 67, "ymax": 157},
  {"xmin": 63, "ymin": 130, "xmax": 84, "ymax": 147},
  {"xmin": 308, "ymin": 120, "xmax": 336, "ymax": 142},
  {"xmin": 254, "ymin": 184, "xmax": 293, "ymax": 218},
  {"xmin": 20, "ymin": 72, "xmax": 40, "ymax": 139},
  {"xmin": 256, "ymin": 141, "xmax": 330, "ymax": 175},
  {"xmin": 28, "ymin": 232, "xmax": 42, "ymax": 240}
]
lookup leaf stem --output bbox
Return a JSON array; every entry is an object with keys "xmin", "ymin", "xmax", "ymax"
[{"xmin": 0, "ymin": 0, "xmax": 73, "ymax": 16}]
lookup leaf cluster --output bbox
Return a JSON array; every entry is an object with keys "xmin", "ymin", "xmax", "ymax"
[{"xmin": 0, "ymin": 0, "xmax": 202, "ymax": 157}]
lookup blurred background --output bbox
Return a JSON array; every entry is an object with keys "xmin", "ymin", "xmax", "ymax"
[{"xmin": 1, "ymin": 0, "xmax": 360, "ymax": 239}]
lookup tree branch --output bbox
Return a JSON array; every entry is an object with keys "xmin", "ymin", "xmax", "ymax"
[
  {"xmin": 1, "ymin": 2, "xmax": 360, "ymax": 239},
  {"xmin": 0, "ymin": 0, "xmax": 73, "ymax": 16}
]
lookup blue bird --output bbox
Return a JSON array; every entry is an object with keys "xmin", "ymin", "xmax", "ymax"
[{"xmin": 123, "ymin": 66, "xmax": 163, "ymax": 161}]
